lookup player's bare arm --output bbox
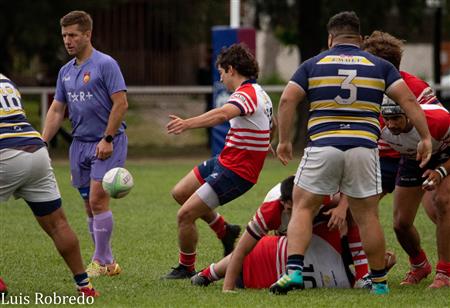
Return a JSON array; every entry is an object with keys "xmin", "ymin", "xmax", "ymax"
[
  {"xmin": 95, "ymin": 91, "xmax": 128, "ymax": 160},
  {"xmin": 324, "ymin": 194, "xmax": 348, "ymax": 230},
  {"xmin": 42, "ymin": 100, "xmax": 67, "ymax": 143},
  {"xmin": 222, "ymin": 231, "xmax": 259, "ymax": 291},
  {"xmin": 167, "ymin": 103, "xmax": 241, "ymax": 135},
  {"xmin": 276, "ymin": 82, "xmax": 306, "ymax": 165},
  {"xmin": 387, "ymin": 81, "xmax": 432, "ymax": 167}
]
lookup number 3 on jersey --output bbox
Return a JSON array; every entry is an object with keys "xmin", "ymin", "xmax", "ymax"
[{"xmin": 335, "ymin": 69, "xmax": 357, "ymax": 105}]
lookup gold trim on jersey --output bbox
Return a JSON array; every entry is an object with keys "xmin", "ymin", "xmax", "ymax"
[
  {"xmin": 317, "ymin": 55, "xmax": 375, "ymax": 66},
  {"xmin": 307, "ymin": 116, "xmax": 380, "ymax": 130},
  {"xmin": 0, "ymin": 131, "xmax": 42, "ymax": 139},
  {"xmin": 0, "ymin": 109, "xmax": 25, "ymax": 117},
  {"xmin": 0, "ymin": 122, "xmax": 30, "ymax": 128},
  {"xmin": 308, "ymin": 76, "xmax": 385, "ymax": 90},
  {"xmin": 310, "ymin": 100, "xmax": 381, "ymax": 113},
  {"xmin": 310, "ymin": 130, "xmax": 378, "ymax": 142}
]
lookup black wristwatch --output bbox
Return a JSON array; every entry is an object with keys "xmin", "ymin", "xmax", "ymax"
[{"xmin": 103, "ymin": 134, "xmax": 113, "ymax": 143}]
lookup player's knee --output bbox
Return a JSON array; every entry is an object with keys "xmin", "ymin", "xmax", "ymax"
[
  {"xmin": 393, "ymin": 219, "xmax": 412, "ymax": 233},
  {"xmin": 432, "ymin": 194, "xmax": 450, "ymax": 216},
  {"xmin": 171, "ymin": 186, "xmax": 189, "ymax": 205},
  {"xmin": 177, "ymin": 208, "xmax": 195, "ymax": 225}
]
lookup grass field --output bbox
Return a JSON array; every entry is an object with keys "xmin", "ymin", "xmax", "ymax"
[{"xmin": 1, "ymin": 158, "xmax": 449, "ymax": 307}]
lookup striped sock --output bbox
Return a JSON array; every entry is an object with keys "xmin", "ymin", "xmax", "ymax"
[
  {"xmin": 201, "ymin": 263, "xmax": 220, "ymax": 281},
  {"xmin": 286, "ymin": 254, "xmax": 304, "ymax": 275},
  {"xmin": 410, "ymin": 249, "xmax": 428, "ymax": 268},
  {"xmin": 347, "ymin": 225, "xmax": 369, "ymax": 280},
  {"xmin": 179, "ymin": 251, "xmax": 196, "ymax": 272},
  {"xmin": 74, "ymin": 272, "xmax": 90, "ymax": 288},
  {"xmin": 209, "ymin": 214, "xmax": 227, "ymax": 239},
  {"xmin": 370, "ymin": 268, "xmax": 387, "ymax": 285}
]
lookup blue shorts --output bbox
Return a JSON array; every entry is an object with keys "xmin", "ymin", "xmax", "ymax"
[
  {"xmin": 69, "ymin": 133, "xmax": 128, "ymax": 189},
  {"xmin": 396, "ymin": 147, "xmax": 450, "ymax": 187},
  {"xmin": 193, "ymin": 156, "xmax": 254, "ymax": 205},
  {"xmin": 380, "ymin": 156, "xmax": 400, "ymax": 193}
]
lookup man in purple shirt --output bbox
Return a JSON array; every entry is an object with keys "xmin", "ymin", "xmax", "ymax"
[{"xmin": 43, "ymin": 10, "xmax": 128, "ymax": 278}]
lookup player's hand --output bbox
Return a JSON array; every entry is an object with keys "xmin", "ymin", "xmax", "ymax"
[
  {"xmin": 417, "ymin": 138, "xmax": 432, "ymax": 168},
  {"xmin": 324, "ymin": 207, "xmax": 346, "ymax": 230},
  {"xmin": 167, "ymin": 115, "xmax": 188, "ymax": 135},
  {"xmin": 96, "ymin": 139, "xmax": 113, "ymax": 160},
  {"xmin": 422, "ymin": 169, "xmax": 441, "ymax": 191},
  {"xmin": 268, "ymin": 144, "xmax": 276, "ymax": 157},
  {"xmin": 276, "ymin": 142, "xmax": 293, "ymax": 166}
]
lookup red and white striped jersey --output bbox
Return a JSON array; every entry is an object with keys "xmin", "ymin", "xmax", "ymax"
[
  {"xmin": 218, "ymin": 82, "xmax": 273, "ymax": 183},
  {"xmin": 379, "ymin": 71, "xmax": 440, "ymax": 158},
  {"xmin": 381, "ymin": 104, "xmax": 450, "ymax": 157},
  {"xmin": 246, "ymin": 183, "xmax": 332, "ymax": 239}
]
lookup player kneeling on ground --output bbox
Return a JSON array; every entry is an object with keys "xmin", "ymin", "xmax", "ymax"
[
  {"xmin": 191, "ymin": 176, "xmax": 396, "ymax": 291},
  {"xmin": 0, "ymin": 74, "xmax": 98, "ymax": 297}
]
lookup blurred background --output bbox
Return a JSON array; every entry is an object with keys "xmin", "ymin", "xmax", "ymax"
[{"xmin": 2, "ymin": 0, "xmax": 449, "ymax": 157}]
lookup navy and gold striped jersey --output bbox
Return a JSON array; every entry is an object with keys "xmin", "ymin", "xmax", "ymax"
[
  {"xmin": 290, "ymin": 44, "xmax": 402, "ymax": 149},
  {"xmin": 0, "ymin": 74, "xmax": 44, "ymax": 149}
]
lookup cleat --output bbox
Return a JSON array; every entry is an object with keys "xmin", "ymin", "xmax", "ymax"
[
  {"xmin": 385, "ymin": 251, "xmax": 397, "ymax": 272},
  {"xmin": 86, "ymin": 260, "xmax": 121, "ymax": 278},
  {"xmin": 77, "ymin": 281, "xmax": 99, "ymax": 297},
  {"xmin": 221, "ymin": 224, "xmax": 241, "ymax": 256},
  {"xmin": 0, "ymin": 277, "xmax": 7, "ymax": 295},
  {"xmin": 269, "ymin": 270, "xmax": 304, "ymax": 295},
  {"xmin": 371, "ymin": 283, "xmax": 389, "ymax": 295},
  {"xmin": 428, "ymin": 273, "xmax": 450, "ymax": 289},
  {"xmin": 162, "ymin": 265, "xmax": 196, "ymax": 279},
  {"xmin": 400, "ymin": 261, "xmax": 432, "ymax": 285},
  {"xmin": 191, "ymin": 273, "xmax": 212, "ymax": 286},
  {"xmin": 354, "ymin": 274, "xmax": 372, "ymax": 289}
]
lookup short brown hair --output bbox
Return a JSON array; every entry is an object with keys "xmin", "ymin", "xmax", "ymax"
[
  {"xmin": 362, "ymin": 31, "xmax": 404, "ymax": 69},
  {"xmin": 215, "ymin": 43, "xmax": 259, "ymax": 79},
  {"xmin": 60, "ymin": 10, "xmax": 93, "ymax": 32},
  {"xmin": 327, "ymin": 11, "xmax": 360, "ymax": 36}
]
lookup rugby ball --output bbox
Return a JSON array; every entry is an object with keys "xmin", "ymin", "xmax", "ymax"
[{"xmin": 102, "ymin": 167, "xmax": 134, "ymax": 199}]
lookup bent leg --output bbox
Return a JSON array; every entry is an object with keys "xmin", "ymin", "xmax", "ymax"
[
  {"xmin": 35, "ymin": 207, "xmax": 85, "ymax": 276},
  {"xmin": 348, "ymin": 194, "xmax": 385, "ymax": 270}
]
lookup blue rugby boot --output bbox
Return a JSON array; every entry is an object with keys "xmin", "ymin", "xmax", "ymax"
[{"xmin": 269, "ymin": 270, "xmax": 304, "ymax": 295}]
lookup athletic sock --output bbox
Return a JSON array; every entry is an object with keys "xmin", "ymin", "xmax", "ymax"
[
  {"xmin": 410, "ymin": 249, "xmax": 428, "ymax": 268},
  {"xmin": 179, "ymin": 251, "xmax": 196, "ymax": 272},
  {"xmin": 201, "ymin": 263, "xmax": 220, "ymax": 281},
  {"xmin": 286, "ymin": 254, "xmax": 304, "ymax": 275},
  {"xmin": 209, "ymin": 213, "xmax": 227, "ymax": 239},
  {"xmin": 87, "ymin": 216, "xmax": 95, "ymax": 245},
  {"xmin": 370, "ymin": 268, "xmax": 387, "ymax": 285},
  {"xmin": 436, "ymin": 260, "xmax": 450, "ymax": 276},
  {"xmin": 347, "ymin": 225, "xmax": 369, "ymax": 280},
  {"xmin": 74, "ymin": 272, "xmax": 90, "ymax": 288},
  {"xmin": 92, "ymin": 211, "xmax": 114, "ymax": 265}
]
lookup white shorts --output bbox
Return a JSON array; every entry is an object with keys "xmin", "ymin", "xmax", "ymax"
[
  {"xmin": 0, "ymin": 147, "xmax": 61, "ymax": 202},
  {"xmin": 295, "ymin": 146, "xmax": 381, "ymax": 198}
]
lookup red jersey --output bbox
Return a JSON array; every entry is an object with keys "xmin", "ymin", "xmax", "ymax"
[
  {"xmin": 218, "ymin": 82, "xmax": 272, "ymax": 183},
  {"xmin": 242, "ymin": 223, "xmax": 351, "ymax": 289},
  {"xmin": 246, "ymin": 183, "xmax": 332, "ymax": 240},
  {"xmin": 379, "ymin": 71, "xmax": 440, "ymax": 158}
]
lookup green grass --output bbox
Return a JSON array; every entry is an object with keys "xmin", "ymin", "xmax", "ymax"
[{"xmin": 1, "ymin": 158, "xmax": 449, "ymax": 307}]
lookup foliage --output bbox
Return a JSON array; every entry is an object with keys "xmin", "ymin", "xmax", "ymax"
[
  {"xmin": 1, "ymin": 159, "xmax": 448, "ymax": 307},
  {"xmin": 0, "ymin": 0, "xmax": 122, "ymax": 82}
]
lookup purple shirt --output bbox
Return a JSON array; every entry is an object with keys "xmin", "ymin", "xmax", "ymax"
[{"xmin": 55, "ymin": 49, "xmax": 127, "ymax": 142}]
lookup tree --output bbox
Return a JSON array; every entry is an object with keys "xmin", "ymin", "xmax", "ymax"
[{"xmin": 0, "ymin": 0, "xmax": 120, "ymax": 84}]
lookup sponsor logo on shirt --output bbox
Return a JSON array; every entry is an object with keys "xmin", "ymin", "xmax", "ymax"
[
  {"xmin": 67, "ymin": 91, "xmax": 93, "ymax": 102},
  {"xmin": 63, "ymin": 75, "xmax": 70, "ymax": 82}
]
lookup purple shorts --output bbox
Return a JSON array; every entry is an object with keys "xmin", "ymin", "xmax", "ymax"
[{"xmin": 69, "ymin": 133, "xmax": 128, "ymax": 188}]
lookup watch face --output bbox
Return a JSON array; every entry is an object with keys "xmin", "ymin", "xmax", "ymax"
[{"xmin": 104, "ymin": 135, "xmax": 113, "ymax": 143}]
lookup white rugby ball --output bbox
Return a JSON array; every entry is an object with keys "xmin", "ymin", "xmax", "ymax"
[{"xmin": 102, "ymin": 167, "xmax": 134, "ymax": 199}]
